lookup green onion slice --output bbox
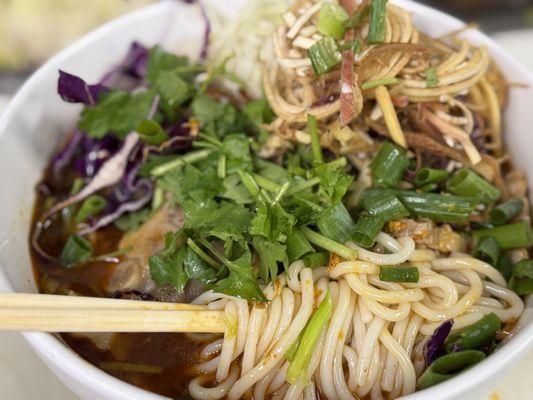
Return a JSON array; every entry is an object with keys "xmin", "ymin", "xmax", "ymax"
[
  {"xmin": 416, "ymin": 350, "xmax": 486, "ymax": 390},
  {"xmin": 471, "ymin": 236, "xmax": 501, "ymax": 266},
  {"xmin": 308, "ymin": 37, "xmax": 342, "ymax": 75},
  {"xmin": 303, "ymin": 251, "xmax": 330, "ymax": 268},
  {"xmin": 473, "ymin": 221, "xmax": 533, "ymax": 250},
  {"xmin": 380, "ymin": 266, "xmax": 419, "ymax": 283},
  {"xmin": 352, "ymin": 215, "xmax": 384, "ymax": 248},
  {"xmin": 368, "ymin": 0, "xmax": 389, "ymax": 44},
  {"xmin": 75, "ymin": 195, "xmax": 107, "ymax": 223},
  {"xmin": 445, "ymin": 313, "xmax": 501, "ymax": 352},
  {"xmin": 317, "ymin": 2, "xmax": 349, "ymax": 39},
  {"xmin": 370, "ymin": 141, "xmax": 409, "ymax": 188},
  {"xmin": 447, "ymin": 169, "xmax": 501, "ymax": 205},
  {"xmin": 489, "ymin": 197, "xmax": 524, "ymax": 226},
  {"xmin": 414, "ymin": 167, "xmax": 450, "ymax": 187},
  {"xmin": 59, "ymin": 235, "xmax": 93, "ymax": 268},
  {"xmin": 287, "ymin": 291, "xmax": 332, "ymax": 384}
]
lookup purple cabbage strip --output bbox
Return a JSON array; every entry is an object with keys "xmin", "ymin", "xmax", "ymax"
[
  {"xmin": 51, "ymin": 130, "xmax": 84, "ymax": 175},
  {"xmin": 58, "ymin": 70, "xmax": 108, "ymax": 105},
  {"xmin": 199, "ymin": 2, "xmax": 211, "ymax": 60},
  {"xmin": 99, "ymin": 41, "xmax": 149, "ymax": 89},
  {"xmin": 424, "ymin": 319, "xmax": 454, "ymax": 366},
  {"xmin": 79, "ymin": 179, "xmax": 153, "ymax": 235}
]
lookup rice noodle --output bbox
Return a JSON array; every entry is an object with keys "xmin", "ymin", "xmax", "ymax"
[{"xmin": 188, "ymin": 231, "xmax": 523, "ymax": 400}]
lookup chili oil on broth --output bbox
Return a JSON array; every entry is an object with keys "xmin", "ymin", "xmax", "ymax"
[{"xmin": 30, "ymin": 167, "xmax": 207, "ymax": 400}]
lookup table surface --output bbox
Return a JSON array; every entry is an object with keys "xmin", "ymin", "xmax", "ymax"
[{"xmin": 1, "ymin": 31, "xmax": 533, "ymax": 400}]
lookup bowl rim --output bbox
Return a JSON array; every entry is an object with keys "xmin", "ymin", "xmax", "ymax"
[{"xmin": 0, "ymin": 0, "xmax": 532, "ymax": 399}]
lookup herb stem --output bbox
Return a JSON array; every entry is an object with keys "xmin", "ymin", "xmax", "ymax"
[
  {"xmin": 286, "ymin": 177, "xmax": 321, "ymax": 196},
  {"xmin": 301, "ymin": 227, "xmax": 357, "ymax": 260},
  {"xmin": 308, "ymin": 115, "xmax": 323, "ymax": 163},
  {"xmin": 273, "ymin": 182, "xmax": 291, "ymax": 205},
  {"xmin": 187, "ymin": 238, "xmax": 221, "ymax": 269},
  {"xmin": 252, "ymin": 173, "xmax": 281, "ymax": 193},
  {"xmin": 151, "ymin": 148, "xmax": 215, "ymax": 176}
]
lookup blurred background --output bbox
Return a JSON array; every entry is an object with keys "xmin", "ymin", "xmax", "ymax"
[{"xmin": 0, "ymin": 1, "xmax": 532, "ymax": 399}]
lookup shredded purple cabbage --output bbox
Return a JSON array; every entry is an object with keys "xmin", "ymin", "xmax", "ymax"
[
  {"xmin": 79, "ymin": 179, "xmax": 153, "ymax": 235},
  {"xmin": 424, "ymin": 319, "xmax": 454, "ymax": 366},
  {"xmin": 72, "ymin": 134, "xmax": 122, "ymax": 178},
  {"xmin": 99, "ymin": 41, "xmax": 149, "ymax": 90},
  {"xmin": 199, "ymin": 2, "xmax": 211, "ymax": 60},
  {"xmin": 58, "ymin": 70, "xmax": 107, "ymax": 105}
]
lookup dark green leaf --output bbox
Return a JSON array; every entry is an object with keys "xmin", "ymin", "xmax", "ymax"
[
  {"xmin": 78, "ymin": 90, "xmax": 154, "ymax": 138},
  {"xmin": 313, "ymin": 162, "xmax": 353, "ymax": 206},
  {"xmin": 253, "ymin": 236, "xmax": 288, "ymax": 283},
  {"xmin": 251, "ymin": 202, "xmax": 296, "ymax": 242},
  {"xmin": 184, "ymin": 246, "xmax": 217, "ymax": 285},
  {"xmin": 148, "ymin": 232, "xmax": 188, "ymax": 292}
]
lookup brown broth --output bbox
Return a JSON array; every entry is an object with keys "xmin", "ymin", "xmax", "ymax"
[{"xmin": 30, "ymin": 167, "xmax": 206, "ymax": 400}]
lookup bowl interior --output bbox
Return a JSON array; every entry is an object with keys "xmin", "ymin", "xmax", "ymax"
[{"xmin": 0, "ymin": 0, "xmax": 532, "ymax": 399}]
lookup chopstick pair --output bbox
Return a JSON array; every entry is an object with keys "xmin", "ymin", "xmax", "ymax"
[{"xmin": 0, "ymin": 293, "xmax": 225, "ymax": 333}]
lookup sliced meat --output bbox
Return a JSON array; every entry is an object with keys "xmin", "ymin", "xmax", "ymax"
[{"xmin": 106, "ymin": 206, "xmax": 185, "ymax": 294}]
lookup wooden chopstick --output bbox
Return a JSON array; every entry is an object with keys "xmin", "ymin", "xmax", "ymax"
[
  {"xmin": 0, "ymin": 293, "xmax": 205, "ymax": 311},
  {"xmin": 0, "ymin": 293, "xmax": 225, "ymax": 333}
]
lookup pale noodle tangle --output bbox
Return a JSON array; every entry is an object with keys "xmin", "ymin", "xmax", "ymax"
[{"xmin": 188, "ymin": 233, "xmax": 524, "ymax": 400}]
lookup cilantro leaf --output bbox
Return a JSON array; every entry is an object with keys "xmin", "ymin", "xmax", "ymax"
[
  {"xmin": 191, "ymin": 93, "xmax": 226, "ymax": 124},
  {"xmin": 251, "ymin": 202, "xmax": 296, "ymax": 242},
  {"xmin": 222, "ymin": 134, "xmax": 253, "ymax": 173},
  {"xmin": 314, "ymin": 162, "xmax": 353, "ymax": 205},
  {"xmin": 183, "ymin": 199, "xmax": 252, "ymax": 241},
  {"xmin": 78, "ymin": 90, "xmax": 154, "ymax": 138},
  {"xmin": 221, "ymin": 174, "xmax": 253, "ymax": 204},
  {"xmin": 153, "ymin": 70, "xmax": 191, "ymax": 108},
  {"xmin": 184, "ymin": 247, "xmax": 217, "ymax": 285},
  {"xmin": 255, "ymin": 159, "xmax": 290, "ymax": 184},
  {"xmin": 252, "ymin": 236, "xmax": 288, "ymax": 283},
  {"xmin": 214, "ymin": 246, "xmax": 266, "ymax": 301},
  {"xmin": 149, "ymin": 232, "xmax": 188, "ymax": 292},
  {"xmin": 146, "ymin": 45, "xmax": 189, "ymax": 84},
  {"xmin": 160, "ymin": 165, "xmax": 223, "ymax": 204}
]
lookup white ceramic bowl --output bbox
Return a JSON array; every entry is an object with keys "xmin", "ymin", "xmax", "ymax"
[{"xmin": 0, "ymin": 1, "xmax": 532, "ymax": 399}]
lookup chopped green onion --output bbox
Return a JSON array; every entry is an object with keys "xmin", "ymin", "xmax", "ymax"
[
  {"xmin": 416, "ymin": 350, "xmax": 486, "ymax": 390},
  {"xmin": 59, "ymin": 235, "xmax": 93, "ymax": 268},
  {"xmin": 361, "ymin": 191, "xmax": 410, "ymax": 221},
  {"xmin": 151, "ymin": 148, "xmax": 216, "ymax": 176},
  {"xmin": 75, "ymin": 195, "xmax": 107, "ymax": 223},
  {"xmin": 136, "ymin": 119, "xmax": 168, "ymax": 145},
  {"xmin": 368, "ymin": 0, "xmax": 389, "ymax": 44},
  {"xmin": 352, "ymin": 215, "xmax": 384, "ymax": 248},
  {"xmin": 303, "ymin": 251, "xmax": 330, "ymax": 268},
  {"xmin": 380, "ymin": 266, "xmax": 419, "ymax": 283},
  {"xmin": 370, "ymin": 141, "xmax": 409, "ymax": 188},
  {"xmin": 414, "ymin": 167, "xmax": 450, "ymax": 187},
  {"xmin": 445, "ymin": 313, "xmax": 501, "ymax": 352},
  {"xmin": 393, "ymin": 190, "xmax": 477, "ymax": 223},
  {"xmin": 344, "ymin": 5, "xmax": 370, "ymax": 28},
  {"xmin": 301, "ymin": 227, "xmax": 357, "ymax": 260},
  {"xmin": 316, "ymin": 202, "xmax": 356, "ymax": 243},
  {"xmin": 489, "ymin": 197, "xmax": 524, "ymax": 226},
  {"xmin": 473, "ymin": 221, "xmax": 533, "ymax": 250},
  {"xmin": 308, "ymin": 37, "xmax": 342, "ymax": 75},
  {"xmin": 471, "ymin": 236, "xmax": 500, "ymax": 266},
  {"xmin": 496, "ymin": 253, "xmax": 514, "ymax": 282},
  {"xmin": 425, "ymin": 66, "xmax": 439, "ymax": 88},
  {"xmin": 317, "ymin": 2, "xmax": 349, "ymax": 39},
  {"xmin": 361, "ymin": 77, "xmax": 400, "ymax": 90},
  {"xmin": 287, "ymin": 291, "xmax": 332, "ymax": 384},
  {"xmin": 447, "ymin": 169, "xmax": 501, "ymax": 205},
  {"xmin": 363, "ymin": 188, "xmax": 478, "ymax": 223},
  {"xmin": 286, "ymin": 228, "xmax": 315, "ymax": 263},
  {"xmin": 70, "ymin": 178, "xmax": 85, "ymax": 195},
  {"xmin": 308, "ymin": 114, "xmax": 323, "ymax": 163},
  {"xmin": 284, "ymin": 338, "xmax": 300, "ymax": 361},
  {"xmin": 509, "ymin": 259, "xmax": 533, "ymax": 295}
]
